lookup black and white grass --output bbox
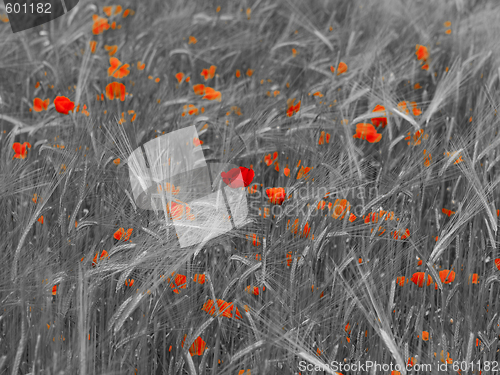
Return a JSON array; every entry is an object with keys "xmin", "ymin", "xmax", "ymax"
[{"xmin": 1, "ymin": 0, "xmax": 500, "ymax": 374}]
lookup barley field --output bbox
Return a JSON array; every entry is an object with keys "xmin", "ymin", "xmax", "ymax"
[{"xmin": 1, "ymin": 0, "xmax": 500, "ymax": 374}]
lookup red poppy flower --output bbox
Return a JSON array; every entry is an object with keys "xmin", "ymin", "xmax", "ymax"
[
  {"xmin": 108, "ymin": 57, "xmax": 130, "ymax": 78},
  {"xmin": 266, "ymin": 187, "xmax": 286, "ymax": 205},
  {"xmin": 175, "ymin": 72, "xmax": 184, "ymax": 83},
  {"xmin": 92, "ymin": 250, "xmax": 109, "ymax": 267},
  {"xmin": 33, "ymin": 97, "xmax": 49, "ymax": 112},
  {"xmin": 12, "ymin": 142, "xmax": 31, "ymax": 159},
  {"xmin": 494, "ymin": 258, "xmax": 500, "ymax": 271},
  {"xmin": 221, "ymin": 167, "xmax": 255, "ymax": 188},
  {"xmin": 193, "ymin": 84, "xmax": 205, "ymax": 96},
  {"xmin": 92, "ymin": 14, "xmax": 110, "ymax": 35},
  {"xmin": 114, "ymin": 228, "xmax": 133, "ymax": 241},
  {"xmin": 202, "ymin": 299, "xmax": 242, "ymax": 320},
  {"xmin": 105, "ymin": 82, "xmax": 126, "ymax": 101},
  {"xmin": 200, "ymin": 65, "xmax": 216, "ymax": 80},
  {"xmin": 286, "ymin": 98, "xmax": 301, "ymax": 117},
  {"xmin": 54, "ymin": 96, "xmax": 75, "ymax": 115},
  {"xmin": 415, "ymin": 45, "xmax": 429, "ymax": 61},
  {"xmin": 371, "ymin": 105, "xmax": 387, "ymax": 128},
  {"xmin": 181, "ymin": 335, "xmax": 207, "ymax": 356},
  {"xmin": 396, "ymin": 276, "xmax": 408, "ymax": 286},
  {"xmin": 439, "ymin": 270, "xmax": 455, "ymax": 284},
  {"xmin": 193, "ymin": 273, "xmax": 205, "ymax": 284},
  {"xmin": 337, "ymin": 61, "xmax": 348, "ymax": 75},
  {"xmin": 202, "ymin": 86, "xmax": 221, "ymax": 101},
  {"xmin": 170, "ymin": 273, "xmax": 187, "ymax": 294},
  {"xmin": 411, "ymin": 272, "xmax": 433, "ymax": 287},
  {"xmin": 353, "ymin": 123, "xmax": 382, "ymax": 143},
  {"xmin": 441, "ymin": 208, "xmax": 455, "ymax": 217}
]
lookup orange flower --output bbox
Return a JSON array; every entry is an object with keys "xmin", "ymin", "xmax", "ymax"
[
  {"xmin": 421, "ymin": 331, "xmax": 429, "ymax": 341},
  {"xmin": 54, "ymin": 96, "xmax": 75, "ymax": 114},
  {"xmin": 92, "ymin": 14, "xmax": 110, "ymax": 35},
  {"xmin": 181, "ymin": 335, "xmax": 207, "ymax": 356},
  {"xmin": 296, "ymin": 165, "xmax": 312, "ymax": 180},
  {"xmin": 52, "ymin": 285, "xmax": 58, "ymax": 295},
  {"xmin": 396, "ymin": 276, "xmax": 408, "ymax": 286},
  {"xmin": 202, "ymin": 86, "xmax": 221, "ymax": 101},
  {"xmin": 318, "ymin": 131, "xmax": 331, "ymax": 145},
  {"xmin": 288, "ymin": 218, "xmax": 299, "ymax": 235},
  {"xmin": 264, "ymin": 152, "xmax": 278, "ymax": 166},
  {"xmin": 411, "ymin": 272, "xmax": 433, "ymax": 287},
  {"xmin": 371, "ymin": 105, "xmax": 387, "ymax": 128},
  {"xmin": 353, "ymin": 123, "xmax": 382, "ymax": 143},
  {"xmin": 125, "ymin": 279, "xmax": 134, "ymax": 287},
  {"xmin": 494, "ymin": 258, "xmax": 500, "ymax": 271},
  {"xmin": 114, "ymin": 228, "xmax": 133, "ymax": 241},
  {"xmin": 266, "ymin": 187, "xmax": 285, "ymax": 205},
  {"xmin": 415, "ymin": 45, "xmax": 429, "ymax": 61},
  {"xmin": 202, "ymin": 299, "xmax": 242, "ymax": 320},
  {"xmin": 444, "ymin": 151, "xmax": 463, "ymax": 164},
  {"xmin": 246, "ymin": 69, "xmax": 254, "ymax": 77},
  {"xmin": 302, "ymin": 222, "xmax": 311, "ymax": 238},
  {"xmin": 103, "ymin": 6, "xmax": 112, "ymax": 16},
  {"xmin": 332, "ymin": 199, "xmax": 350, "ymax": 219},
  {"xmin": 92, "ymin": 250, "xmax": 109, "ymax": 267},
  {"xmin": 193, "ymin": 274, "xmax": 205, "ymax": 284},
  {"xmin": 108, "ymin": 57, "xmax": 130, "ymax": 78},
  {"xmin": 12, "ymin": 142, "xmax": 31, "ymax": 159},
  {"xmin": 105, "ymin": 82, "xmax": 126, "ymax": 101},
  {"xmin": 170, "ymin": 273, "xmax": 187, "ymax": 294},
  {"xmin": 137, "ymin": 61, "xmax": 146, "ymax": 70},
  {"xmin": 423, "ymin": 149, "xmax": 432, "ymax": 167},
  {"xmin": 193, "ymin": 84, "xmax": 205, "ymax": 96},
  {"xmin": 175, "ymin": 72, "xmax": 184, "ymax": 83},
  {"xmin": 286, "ymin": 98, "xmax": 301, "ymax": 117},
  {"xmin": 245, "ymin": 286, "xmax": 260, "ymax": 296},
  {"xmin": 247, "ymin": 183, "xmax": 258, "ymax": 194},
  {"xmin": 469, "ymin": 273, "xmax": 479, "ymax": 284},
  {"xmin": 188, "ymin": 36, "xmax": 197, "ymax": 44},
  {"xmin": 201, "ymin": 65, "xmax": 216, "ymax": 80},
  {"xmin": 397, "ymin": 101, "xmax": 410, "ymax": 115},
  {"xmin": 246, "ymin": 233, "xmax": 261, "ymax": 246},
  {"xmin": 337, "ymin": 61, "xmax": 348, "ymax": 75},
  {"xmin": 38, "ymin": 215, "xmax": 44, "ymax": 224},
  {"xmin": 441, "ymin": 208, "xmax": 455, "ymax": 217},
  {"xmin": 235, "ymin": 69, "xmax": 241, "ymax": 78},
  {"xmin": 439, "ymin": 270, "xmax": 455, "ymax": 284},
  {"xmin": 392, "ymin": 228, "xmax": 410, "ymax": 240},
  {"xmin": 33, "ymin": 97, "xmax": 49, "ymax": 112},
  {"xmin": 104, "ymin": 44, "xmax": 118, "ymax": 57},
  {"xmin": 405, "ymin": 129, "xmax": 428, "ymax": 146}
]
